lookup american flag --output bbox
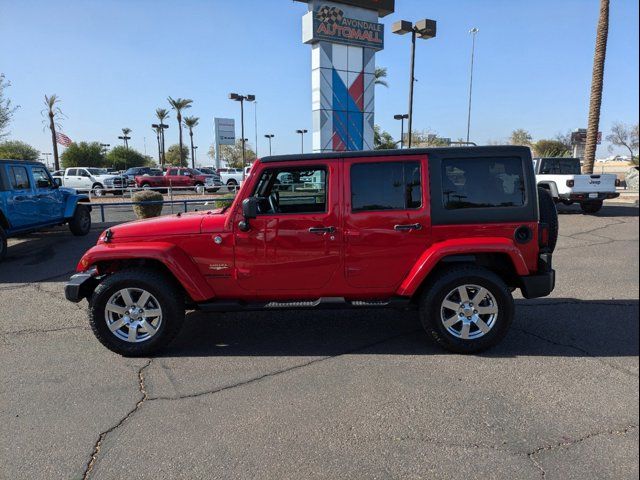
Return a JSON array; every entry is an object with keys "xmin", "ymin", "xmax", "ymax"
[{"xmin": 55, "ymin": 132, "xmax": 73, "ymax": 146}]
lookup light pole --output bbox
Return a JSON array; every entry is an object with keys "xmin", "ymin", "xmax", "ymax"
[
  {"xmin": 118, "ymin": 134, "xmax": 131, "ymax": 149},
  {"xmin": 392, "ymin": 19, "xmax": 437, "ymax": 148},
  {"xmin": 193, "ymin": 145, "xmax": 198, "ymax": 166},
  {"xmin": 296, "ymin": 129, "xmax": 308, "ymax": 154},
  {"xmin": 393, "ymin": 114, "xmax": 409, "ymax": 148},
  {"xmin": 229, "ymin": 93, "xmax": 255, "ymax": 180},
  {"xmin": 253, "ymin": 100, "xmax": 258, "ymax": 157},
  {"xmin": 466, "ymin": 27, "xmax": 479, "ymax": 144},
  {"xmin": 264, "ymin": 134, "xmax": 275, "ymax": 156},
  {"xmin": 42, "ymin": 152, "xmax": 52, "ymax": 169}
]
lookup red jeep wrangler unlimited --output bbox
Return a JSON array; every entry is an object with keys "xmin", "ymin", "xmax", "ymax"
[{"xmin": 65, "ymin": 146, "xmax": 557, "ymax": 356}]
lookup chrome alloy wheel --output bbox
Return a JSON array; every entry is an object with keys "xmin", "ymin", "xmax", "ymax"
[
  {"xmin": 104, "ymin": 288, "xmax": 163, "ymax": 343},
  {"xmin": 440, "ymin": 284, "xmax": 498, "ymax": 340}
]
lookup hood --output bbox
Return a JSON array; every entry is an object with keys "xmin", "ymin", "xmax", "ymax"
[{"xmin": 107, "ymin": 211, "xmax": 208, "ymax": 239}]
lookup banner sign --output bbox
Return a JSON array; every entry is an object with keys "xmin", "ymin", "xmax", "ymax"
[
  {"xmin": 311, "ymin": 5, "xmax": 384, "ymax": 50},
  {"xmin": 214, "ymin": 118, "xmax": 235, "ymax": 145}
]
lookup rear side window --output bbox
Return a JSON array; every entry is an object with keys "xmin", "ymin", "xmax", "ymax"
[
  {"xmin": 351, "ymin": 161, "xmax": 421, "ymax": 212},
  {"xmin": 10, "ymin": 166, "xmax": 31, "ymax": 190},
  {"xmin": 442, "ymin": 157, "xmax": 525, "ymax": 209},
  {"xmin": 539, "ymin": 158, "xmax": 581, "ymax": 175},
  {"xmin": 67, "ymin": 169, "xmax": 77, "ymax": 176}
]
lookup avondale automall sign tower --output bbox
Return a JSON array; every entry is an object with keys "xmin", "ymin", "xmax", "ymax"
[{"xmin": 297, "ymin": 0, "xmax": 395, "ymax": 152}]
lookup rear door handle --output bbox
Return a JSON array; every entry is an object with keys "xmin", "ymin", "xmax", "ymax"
[
  {"xmin": 309, "ymin": 226, "xmax": 336, "ymax": 234},
  {"xmin": 394, "ymin": 223, "xmax": 422, "ymax": 231}
]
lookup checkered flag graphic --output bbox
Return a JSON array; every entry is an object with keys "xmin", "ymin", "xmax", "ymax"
[{"xmin": 316, "ymin": 6, "xmax": 343, "ymax": 23}]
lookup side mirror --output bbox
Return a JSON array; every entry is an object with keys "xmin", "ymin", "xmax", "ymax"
[
  {"xmin": 53, "ymin": 178, "xmax": 62, "ymax": 187},
  {"xmin": 239, "ymin": 197, "xmax": 258, "ymax": 232}
]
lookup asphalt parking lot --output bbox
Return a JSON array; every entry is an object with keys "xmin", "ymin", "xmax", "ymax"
[{"xmin": 1, "ymin": 203, "xmax": 638, "ymax": 480}]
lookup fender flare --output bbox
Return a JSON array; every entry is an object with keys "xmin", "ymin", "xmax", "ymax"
[
  {"xmin": 63, "ymin": 195, "xmax": 91, "ymax": 219},
  {"xmin": 396, "ymin": 237, "xmax": 529, "ymax": 297},
  {"xmin": 537, "ymin": 181, "xmax": 559, "ymax": 199},
  {"xmin": 77, "ymin": 242, "xmax": 215, "ymax": 302}
]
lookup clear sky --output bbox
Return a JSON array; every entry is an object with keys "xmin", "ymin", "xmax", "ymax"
[{"xmin": 1, "ymin": 0, "xmax": 638, "ymax": 163}]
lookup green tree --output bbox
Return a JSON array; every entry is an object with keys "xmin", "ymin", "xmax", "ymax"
[
  {"xmin": 183, "ymin": 116, "xmax": 199, "ymax": 169},
  {"xmin": 0, "ymin": 73, "xmax": 19, "ymax": 140},
  {"xmin": 509, "ymin": 129, "xmax": 533, "ymax": 146},
  {"xmin": 555, "ymin": 131, "xmax": 573, "ymax": 151},
  {"xmin": 411, "ymin": 129, "xmax": 450, "ymax": 147},
  {"xmin": 120, "ymin": 127, "xmax": 132, "ymax": 149},
  {"xmin": 106, "ymin": 145, "xmax": 147, "ymax": 170},
  {"xmin": 212, "ymin": 139, "xmax": 256, "ymax": 169},
  {"xmin": 60, "ymin": 141, "xmax": 106, "ymax": 168},
  {"xmin": 373, "ymin": 125, "xmax": 396, "ymax": 149},
  {"xmin": 165, "ymin": 144, "xmax": 190, "ymax": 167},
  {"xmin": 374, "ymin": 67, "xmax": 388, "ymax": 88},
  {"xmin": 606, "ymin": 122, "xmax": 639, "ymax": 165},
  {"xmin": 0, "ymin": 140, "xmax": 40, "ymax": 161},
  {"xmin": 42, "ymin": 94, "xmax": 63, "ymax": 171},
  {"xmin": 583, "ymin": 0, "xmax": 610, "ymax": 174},
  {"xmin": 533, "ymin": 139, "xmax": 571, "ymax": 158},
  {"xmin": 167, "ymin": 97, "xmax": 193, "ymax": 165}
]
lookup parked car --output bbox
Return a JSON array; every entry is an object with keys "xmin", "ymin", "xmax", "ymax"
[
  {"xmin": 65, "ymin": 146, "xmax": 557, "ymax": 356},
  {"xmin": 57, "ymin": 167, "xmax": 122, "ymax": 196},
  {"xmin": 219, "ymin": 168, "xmax": 244, "ymax": 190},
  {"xmin": 534, "ymin": 157, "xmax": 620, "ymax": 214},
  {"xmin": 134, "ymin": 167, "xmax": 222, "ymax": 192},
  {"xmin": 0, "ymin": 159, "xmax": 91, "ymax": 261},
  {"xmin": 121, "ymin": 167, "xmax": 162, "ymax": 186}
]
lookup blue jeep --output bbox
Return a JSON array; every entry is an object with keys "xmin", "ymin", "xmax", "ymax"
[{"xmin": 0, "ymin": 159, "xmax": 92, "ymax": 261}]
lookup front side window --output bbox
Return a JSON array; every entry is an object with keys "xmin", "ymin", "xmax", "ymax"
[
  {"xmin": 167, "ymin": 168, "xmax": 178, "ymax": 176},
  {"xmin": 351, "ymin": 161, "xmax": 421, "ymax": 212},
  {"xmin": 252, "ymin": 166, "xmax": 327, "ymax": 214},
  {"xmin": 10, "ymin": 166, "xmax": 30, "ymax": 190},
  {"xmin": 31, "ymin": 166, "xmax": 54, "ymax": 188},
  {"xmin": 442, "ymin": 157, "xmax": 525, "ymax": 209}
]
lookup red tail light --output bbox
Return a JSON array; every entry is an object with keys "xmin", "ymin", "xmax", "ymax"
[
  {"xmin": 539, "ymin": 223, "xmax": 549, "ymax": 248},
  {"xmin": 566, "ymin": 179, "xmax": 574, "ymax": 187}
]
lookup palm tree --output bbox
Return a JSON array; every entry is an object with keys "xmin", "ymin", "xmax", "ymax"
[
  {"xmin": 152, "ymin": 125, "xmax": 162, "ymax": 164},
  {"xmin": 374, "ymin": 67, "xmax": 388, "ymax": 88},
  {"xmin": 121, "ymin": 127, "xmax": 132, "ymax": 149},
  {"xmin": 183, "ymin": 116, "xmax": 200, "ymax": 169},
  {"xmin": 583, "ymin": 0, "xmax": 609, "ymax": 174},
  {"xmin": 167, "ymin": 97, "xmax": 193, "ymax": 166},
  {"xmin": 43, "ymin": 94, "xmax": 62, "ymax": 170},
  {"xmin": 155, "ymin": 108, "xmax": 170, "ymax": 166}
]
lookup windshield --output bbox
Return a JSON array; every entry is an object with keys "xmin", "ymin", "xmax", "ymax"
[
  {"xmin": 539, "ymin": 158, "xmax": 581, "ymax": 175},
  {"xmin": 86, "ymin": 168, "xmax": 107, "ymax": 175}
]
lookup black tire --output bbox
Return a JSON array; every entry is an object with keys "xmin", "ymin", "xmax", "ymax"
[
  {"xmin": 538, "ymin": 187, "xmax": 559, "ymax": 252},
  {"xmin": 68, "ymin": 204, "xmax": 91, "ymax": 236},
  {"xmin": 0, "ymin": 226, "xmax": 7, "ymax": 262},
  {"xmin": 419, "ymin": 265, "xmax": 514, "ymax": 354},
  {"xmin": 89, "ymin": 268, "xmax": 185, "ymax": 356},
  {"xmin": 580, "ymin": 201, "xmax": 603, "ymax": 214},
  {"xmin": 92, "ymin": 183, "xmax": 104, "ymax": 197}
]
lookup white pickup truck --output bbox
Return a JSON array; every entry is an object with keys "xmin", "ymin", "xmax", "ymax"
[
  {"xmin": 219, "ymin": 165, "xmax": 252, "ymax": 191},
  {"xmin": 53, "ymin": 167, "xmax": 120, "ymax": 196},
  {"xmin": 534, "ymin": 157, "xmax": 620, "ymax": 214}
]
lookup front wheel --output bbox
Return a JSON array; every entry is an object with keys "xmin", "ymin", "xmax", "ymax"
[
  {"xmin": 89, "ymin": 268, "xmax": 185, "ymax": 356},
  {"xmin": 92, "ymin": 184, "xmax": 104, "ymax": 197},
  {"xmin": 580, "ymin": 201, "xmax": 603, "ymax": 214},
  {"xmin": 69, "ymin": 204, "xmax": 91, "ymax": 236},
  {"xmin": 419, "ymin": 266, "xmax": 514, "ymax": 354}
]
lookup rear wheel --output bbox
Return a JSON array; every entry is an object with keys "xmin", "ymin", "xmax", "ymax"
[
  {"xmin": 89, "ymin": 268, "xmax": 185, "ymax": 356},
  {"xmin": 226, "ymin": 179, "xmax": 238, "ymax": 192},
  {"xmin": 538, "ymin": 187, "xmax": 559, "ymax": 252},
  {"xmin": 580, "ymin": 201, "xmax": 603, "ymax": 214},
  {"xmin": 0, "ymin": 226, "xmax": 7, "ymax": 261},
  {"xmin": 419, "ymin": 265, "xmax": 514, "ymax": 354},
  {"xmin": 69, "ymin": 204, "xmax": 91, "ymax": 236}
]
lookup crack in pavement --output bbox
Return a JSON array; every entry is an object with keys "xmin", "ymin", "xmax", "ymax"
[
  {"xmin": 0, "ymin": 325, "xmax": 89, "ymax": 337},
  {"xmin": 82, "ymin": 359, "xmax": 152, "ymax": 480},
  {"xmin": 515, "ymin": 327, "xmax": 638, "ymax": 378}
]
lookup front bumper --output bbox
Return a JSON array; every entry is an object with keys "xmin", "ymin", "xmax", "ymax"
[
  {"xmin": 64, "ymin": 272, "xmax": 98, "ymax": 303},
  {"xmin": 520, "ymin": 253, "xmax": 555, "ymax": 299}
]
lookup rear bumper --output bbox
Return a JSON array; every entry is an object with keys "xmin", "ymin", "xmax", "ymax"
[
  {"xmin": 520, "ymin": 253, "xmax": 555, "ymax": 299},
  {"xmin": 560, "ymin": 192, "xmax": 620, "ymax": 201},
  {"xmin": 64, "ymin": 272, "xmax": 98, "ymax": 303}
]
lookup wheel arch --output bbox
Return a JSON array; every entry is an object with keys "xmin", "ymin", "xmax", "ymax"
[
  {"xmin": 537, "ymin": 181, "xmax": 559, "ymax": 199},
  {"xmin": 0, "ymin": 209, "xmax": 10, "ymax": 230}
]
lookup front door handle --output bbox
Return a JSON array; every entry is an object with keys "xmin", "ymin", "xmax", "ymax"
[
  {"xmin": 394, "ymin": 223, "xmax": 422, "ymax": 231},
  {"xmin": 308, "ymin": 226, "xmax": 336, "ymax": 234}
]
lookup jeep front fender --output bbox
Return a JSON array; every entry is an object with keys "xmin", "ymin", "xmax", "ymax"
[
  {"xmin": 396, "ymin": 237, "xmax": 530, "ymax": 297},
  {"xmin": 76, "ymin": 242, "xmax": 215, "ymax": 302},
  {"xmin": 63, "ymin": 195, "xmax": 91, "ymax": 219}
]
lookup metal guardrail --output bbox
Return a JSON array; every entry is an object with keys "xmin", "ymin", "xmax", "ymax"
[{"xmin": 92, "ymin": 197, "xmax": 234, "ymax": 223}]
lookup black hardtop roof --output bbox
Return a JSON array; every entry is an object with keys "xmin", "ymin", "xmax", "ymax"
[
  {"xmin": 0, "ymin": 159, "xmax": 46, "ymax": 166},
  {"xmin": 259, "ymin": 145, "xmax": 532, "ymax": 163}
]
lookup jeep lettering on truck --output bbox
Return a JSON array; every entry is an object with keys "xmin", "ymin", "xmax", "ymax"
[{"xmin": 65, "ymin": 146, "xmax": 556, "ymax": 356}]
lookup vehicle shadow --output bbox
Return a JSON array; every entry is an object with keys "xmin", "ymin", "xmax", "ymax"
[
  {"xmin": 557, "ymin": 203, "xmax": 639, "ymax": 217},
  {"xmin": 0, "ymin": 224, "xmax": 116, "ymax": 284},
  {"xmin": 162, "ymin": 298, "xmax": 639, "ymax": 358}
]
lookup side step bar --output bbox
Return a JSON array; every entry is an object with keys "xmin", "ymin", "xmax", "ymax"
[{"xmin": 196, "ymin": 296, "xmax": 414, "ymax": 313}]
